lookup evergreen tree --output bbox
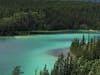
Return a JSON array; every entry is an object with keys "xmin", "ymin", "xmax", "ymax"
[
  {"xmin": 81, "ymin": 34, "xmax": 86, "ymax": 45},
  {"xmin": 12, "ymin": 66, "xmax": 24, "ymax": 75},
  {"xmin": 40, "ymin": 64, "xmax": 49, "ymax": 75}
]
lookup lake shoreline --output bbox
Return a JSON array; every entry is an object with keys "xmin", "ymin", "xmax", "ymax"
[
  {"xmin": 30, "ymin": 30, "xmax": 100, "ymax": 34},
  {"xmin": 0, "ymin": 30, "xmax": 100, "ymax": 37}
]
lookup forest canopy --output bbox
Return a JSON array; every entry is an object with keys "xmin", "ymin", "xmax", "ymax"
[{"xmin": 0, "ymin": 1, "xmax": 100, "ymax": 35}]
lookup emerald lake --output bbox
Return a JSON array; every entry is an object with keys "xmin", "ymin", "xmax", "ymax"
[{"xmin": 0, "ymin": 31, "xmax": 100, "ymax": 75}]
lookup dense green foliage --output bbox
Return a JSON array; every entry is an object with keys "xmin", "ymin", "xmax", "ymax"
[
  {"xmin": 0, "ymin": 1, "xmax": 100, "ymax": 35},
  {"xmin": 70, "ymin": 35, "xmax": 100, "ymax": 59}
]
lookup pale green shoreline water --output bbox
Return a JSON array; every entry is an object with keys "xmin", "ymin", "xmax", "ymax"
[{"xmin": 0, "ymin": 31, "xmax": 100, "ymax": 75}]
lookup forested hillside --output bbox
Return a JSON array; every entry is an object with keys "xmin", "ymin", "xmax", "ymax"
[{"xmin": 0, "ymin": 1, "xmax": 100, "ymax": 35}]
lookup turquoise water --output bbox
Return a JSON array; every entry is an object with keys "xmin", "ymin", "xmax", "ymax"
[{"xmin": 0, "ymin": 32, "xmax": 100, "ymax": 75}]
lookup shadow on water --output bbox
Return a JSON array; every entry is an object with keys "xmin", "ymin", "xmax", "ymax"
[
  {"xmin": 0, "ymin": 37, "xmax": 15, "ymax": 42},
  {"xmin": 47, "ymin": 47, "xmax": 69, "ymax": 57}
]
